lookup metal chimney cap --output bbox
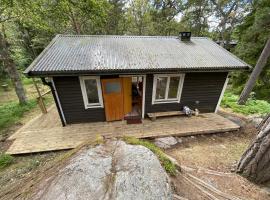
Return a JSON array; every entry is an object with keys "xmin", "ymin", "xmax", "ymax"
[{"xmin": 179, "ymin": 32, "xmax": 191, "ymax": 41}]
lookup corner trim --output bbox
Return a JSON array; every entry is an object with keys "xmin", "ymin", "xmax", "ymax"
[
  {"xmin": 51, "ymin": 78, "xmax": 67, "ymax": 125},
  {"xmin": 215, "ymin": 74, "xmax": 229, "ymax": 113}
]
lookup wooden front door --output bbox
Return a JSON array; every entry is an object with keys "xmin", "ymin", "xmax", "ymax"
[
  {"xmin": 101, "ymin": 78, "xmax": 124, "ymax": 121},
  {"xmin": 122, "ymin": 77, "xmax": 132, "ymax": 115}
]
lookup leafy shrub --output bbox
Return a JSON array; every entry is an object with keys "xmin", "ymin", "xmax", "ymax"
[
  {"xmin": 0, "ymin": 153, "xmax": 14, "ymax": 169},
  {"xmin": 123, "ymin": 136, "xmax": 177, "ymax": 176},
  {"xmin": 221, "ymin": 91, "xmax": 270, "ymax": 115},
  {"xmin": 22, "ymin": 77, "xmax": 33, "ymax": 85}
]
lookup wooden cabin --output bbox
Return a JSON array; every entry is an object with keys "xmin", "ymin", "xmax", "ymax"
[{"xmin": 24, "ymin": 34, "xmax": 250, "ymax": 126}]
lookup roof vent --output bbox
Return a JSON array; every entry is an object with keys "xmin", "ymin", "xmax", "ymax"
[{"xmin": 179, "ymin": 32, "xmax": 191, "ymax": 41}]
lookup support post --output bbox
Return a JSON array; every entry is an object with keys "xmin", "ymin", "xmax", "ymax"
[{"xmin": 33, "ymin": 78, "xmax": 47, "ymax": 114}]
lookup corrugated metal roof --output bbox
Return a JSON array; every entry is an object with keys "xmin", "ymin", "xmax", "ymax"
[{"xmin": 25, "ymin": 35, "xmax": 250, "ymax": 76}]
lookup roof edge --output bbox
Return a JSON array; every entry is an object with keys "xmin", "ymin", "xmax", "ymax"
[
  {"xmin": 27, "ymin": 66, "xmax": 250, "ymax": 77},
  {"xmin": 24, "ymin": 34, "xmax": 60, "ymax": 76},
  {"xmin": 56, "ymin": 34, "xmax": 209, "ymax": 39},
  {"xmin": 206, "ymin": 38, "xmax": 252, "ymax": 69}
]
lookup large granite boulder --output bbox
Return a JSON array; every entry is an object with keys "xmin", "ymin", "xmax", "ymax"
[{"xmin": 33, "ymin": 140, "xmax": 172, "ymax": 200}]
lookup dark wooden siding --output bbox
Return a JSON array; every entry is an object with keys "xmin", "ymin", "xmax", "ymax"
[
  {"xmin": 145, "ymin": 72, "xmax": 228, "ymax": 114},
  {"xmin": 53, "ymin": 76, "xmax": 105, "ymax": 124},
  {"xmin": 53, "ymin": 72, "xmax": 227, "ymax": 124}
]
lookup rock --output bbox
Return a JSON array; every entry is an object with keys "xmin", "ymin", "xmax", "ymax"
[
  {"xmin": 154, "ymin": 137, "xmax": 178, "ymax": 149},
  {"xmin": 223, "ymin": 115, "xmax": 246, "ymax": 127},
  {"xmin": 177, "ymin": 138, "xmax": 183, "ymax": 143},
  {"xmin": 33, "ymin": 140, "xmax": 172, "ymax": 200},
  {"xmin": 249, "ymin": 117, "xmax": 263, "ymax": 127}
]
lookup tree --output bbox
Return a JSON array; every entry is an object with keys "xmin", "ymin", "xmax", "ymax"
[
  {"xmin": 0, "ymin": 28, "xmax": 27, "ymax": 104},
  {"xmin": 236, "ymin": 114, "xmax": 270, "ymax": 183},
  {"xmin": 0, "ymin": 1, "xmax": 27, "ymax": 104},
  {"xmin": 181, "ymin": 0, "xmax": 211, "ymax": 36},
  {"xmin": 238, "ymin": 38, "xmax": 270, "ymax": 104},
  {"xmin": 231, "ymin": 0, "xmax": 270, "ymax": 100},
  {"xmin": 106, "ymin": 0, "xmax": 126, "ymax": 35},
  {"xmin": 151, "ymin": 0, "xmax": 184, "ymax": 35},
  {"xmin": 126, "ymin": 0, "xmax": 153, "ymax": 35},
  {"xmin": 210, "ymin": 0, "xmax": 250, "ymax": 48}
]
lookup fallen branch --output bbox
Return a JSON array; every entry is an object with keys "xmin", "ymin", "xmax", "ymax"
[
  {"xmin": 164, "ymin": 153, "xmax": 242, "ymax": 200},
  {"xmin": 181, "ymin": 165, "xmax": 235, "ymax": 177},
  {"xmin": 185, "ymin": 173, "xmax": 242, "ymax": 200}
]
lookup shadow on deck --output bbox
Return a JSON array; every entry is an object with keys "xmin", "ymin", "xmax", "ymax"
[{"xmin": 6, "ymin": 106, "xmax": 240, "ymax": 155}]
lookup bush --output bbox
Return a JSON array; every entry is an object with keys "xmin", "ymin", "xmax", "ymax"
[
  {"xmin": 123, "ymin": 136, "xmax": 177, "ymax": 176},
  {"xmin": 0, "ymin": 100, "xmax": 37, "ymax": 132},
  {"xmin": 0, "ymin": 153, "xmax": 14, "ymax": 169},
  {"xmin": 221, "ymin": 91, "xmax": 270, "ymax": 115}
]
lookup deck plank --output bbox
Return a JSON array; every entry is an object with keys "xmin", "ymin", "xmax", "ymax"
[{"xmin": 6, "ymin": 106, "xmax": 240, "ymax": 154}]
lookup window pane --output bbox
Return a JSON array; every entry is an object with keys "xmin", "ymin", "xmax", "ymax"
[
  {"xmin": 84, "ymin": 79, "xmax": 99, "ymax": 104},
  {"xmin": 168, "ymin": 76, "xmax": 180, "ymax": 99},
  {"xmin": 155, "ymin": 77, "xmax": 167, "ymax": 100},
  {"xmin": 105, "ymin": 82, "xmax": 121, "ymax": 94}
]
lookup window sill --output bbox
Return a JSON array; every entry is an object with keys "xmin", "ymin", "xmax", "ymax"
[
  {"xmin": 85, "ymin": 105, "xmax": 103, "ymax": 109},
  {"xmin": 152, "ymin": 100, "xmax": 180, "ymax": 105}
]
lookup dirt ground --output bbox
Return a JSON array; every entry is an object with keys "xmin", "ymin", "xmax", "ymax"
[
  {"xmin": 167, "ymin": 123, "xmax": 270, "ymax": 200},
  {"xmin": 0, "ymin": 104, "xmax": 65, "ymax": 199},
  {"xmin": 1, "ymin": 101, "xmax": 270, "ymax": 199}
]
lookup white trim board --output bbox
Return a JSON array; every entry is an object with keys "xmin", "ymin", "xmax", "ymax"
[
  {"xmin": 215, "ymin": 74, "xmax": 229, "ymax": 113},
  {"xmin": 142, "ymin": 75, "xmax": 146, "ymax": 119},
  {"xmin": 51, "ymin": 78, "xmax": 67, "ymax": 125}
]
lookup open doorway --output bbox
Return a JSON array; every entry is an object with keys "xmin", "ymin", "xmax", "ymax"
[
  {"xmin": 123, "ymin": 76, "xmax": 144, "ymax": 124},
  {"xmin": 101, "ymin": 75, "xmax": 145, "ymax": 123}
]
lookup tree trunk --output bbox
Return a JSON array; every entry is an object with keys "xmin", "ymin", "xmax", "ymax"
[
  {"xmin": 236, "ymin": 114, "xmax": 270, "ymax": 183},
  {"xmin": 67, "ymin": 4, "xmax": 81, "ymax": 34},
  {"xmin": 0, "ymin": 31, "xmax": 27, "ymax": 104},
  {"xmin": 238, "ymin": 38, "xmax": 270, "ymax": 105}
]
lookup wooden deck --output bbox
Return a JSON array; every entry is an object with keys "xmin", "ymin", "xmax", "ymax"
[{"xmin": 6, "ymin": 106, "xmax": 240, "ymax": 155}]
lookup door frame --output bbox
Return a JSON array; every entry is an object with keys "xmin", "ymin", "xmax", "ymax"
[{"xmin": 119, "ymin": 75, "xmax": 146, "ymax": 119}]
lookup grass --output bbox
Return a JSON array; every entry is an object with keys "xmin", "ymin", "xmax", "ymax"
[
  {"xmin": 123, "ymin": 136, "xmax": 177, "ymax": 176},
  {"xmin": 0, "ymin": 100, "xmax": 37, "ymax": 133},
  {"xmin": 22, "ymin": 77, "xmax": 34, "ymax": 85},
  {"xmin": 221, "ymin": 91, "xmax": 270, "ymax": 115},
  {"xmin": 0, "ymin": 154, "xmax": 14, "ymax": 169}
]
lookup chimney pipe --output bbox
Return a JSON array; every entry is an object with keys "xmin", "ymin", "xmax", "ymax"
[{"xmin": 179, "ymin": 32, "xmax": 191, "ymax": 41}]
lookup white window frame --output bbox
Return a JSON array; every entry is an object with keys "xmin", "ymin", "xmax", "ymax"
[
  {"xmin": 79, "ymin": 76, "xmax": 104, "ymax": 109},
  {"xmin": 152, "ymin": 74, "xmax": 185, "ymax": 105}
]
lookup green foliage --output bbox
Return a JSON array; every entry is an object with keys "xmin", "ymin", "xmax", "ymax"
[
  {"xmin": 123, "ymin": 136, "xmax": 177, "ymax": 176},
  {"xmin": 22, "ymin": 77, "xmax": 33, "ymax": 85},
  {"xmin": 0, "ymin": 100, "xmax": 37, "ymax": 133},
  {"xmin": 221, "ymin": 91, "xmax": 270, "ymax": 115},
  {"xmin": 0, "ymin": 153, "xmax": 14, "ymax": 169},
  {"xmin": 181, "ymin": 0, "xmax": 210, "ymax": 36},
  {"xmin": 232, "ymin": 0, "xmax": 270, "ymax": 100}
]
